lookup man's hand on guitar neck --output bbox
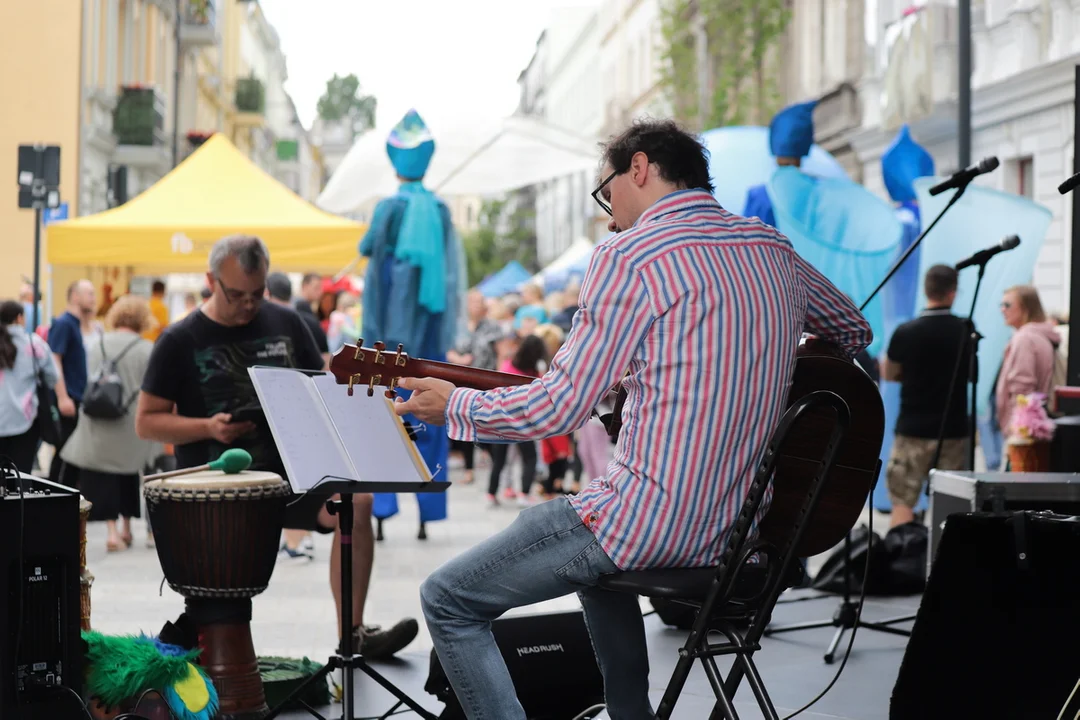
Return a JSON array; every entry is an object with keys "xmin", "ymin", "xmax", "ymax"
[{"xmin": 393, "ymin": 377, "xmax": 456, "ymax": 425}]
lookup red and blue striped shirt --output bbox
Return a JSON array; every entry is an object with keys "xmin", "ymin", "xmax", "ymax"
[{"xmin": 445, "ymin": 190, "xmax": 872, "ymax": 570}]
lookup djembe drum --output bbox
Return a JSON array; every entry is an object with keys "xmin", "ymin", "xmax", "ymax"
[{"xmin": 144, "ymin": 470, "xmax": 290, "ymax": 720}]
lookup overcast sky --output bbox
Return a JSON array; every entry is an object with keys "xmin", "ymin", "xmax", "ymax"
[{"xmin": 259, "ymin": 0, "xmax": 593, "ymax": 131}]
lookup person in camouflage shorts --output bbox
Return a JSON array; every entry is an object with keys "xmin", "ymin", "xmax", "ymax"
[{"xmin": 882, "ymin": 265, "xmax": 971, "ymax": 526}]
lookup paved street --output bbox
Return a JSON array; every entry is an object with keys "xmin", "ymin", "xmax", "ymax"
[
  {"xmin": 83, "ymin": 456, "xmax": 879, "ymax": 661},
  {"xmin": 86, "ymin": 461, "xmax": 595, "ymax": 660}
]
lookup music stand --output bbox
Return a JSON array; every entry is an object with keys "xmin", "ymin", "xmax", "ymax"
[{"xmin": 250, "ymin": 367, "xmax": 450, "ymax": 720}]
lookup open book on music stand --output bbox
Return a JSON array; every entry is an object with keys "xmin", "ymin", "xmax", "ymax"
[
  {"xmin": 250, "ymin": 366, "xmax": 451, "ymax": 496},
  {"xmin": 249, "ymin": 366, "xmax": 444, "ymax": 720}
]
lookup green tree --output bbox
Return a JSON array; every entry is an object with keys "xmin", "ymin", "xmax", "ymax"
[
  {"xmin": 316, "ymin": 73, "xmax": 377, "ymax": 138},
  {"xmin": 462, "ymin": 198, "xmax": 538, "ymax": 287},
  {"xmin": 658, "ymin": 0, "xmax": 791, "ymax": 131}
]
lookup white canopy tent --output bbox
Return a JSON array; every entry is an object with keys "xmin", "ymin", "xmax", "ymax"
[
  {"xmin": 316, "ymin": 115, "xmax": 601, "ymax": 215},
  {"xmin": 530, "ymin": 237, "xmax": 596, "ymax": 288}
]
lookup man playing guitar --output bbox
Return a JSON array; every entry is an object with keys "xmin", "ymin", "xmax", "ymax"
[{"xmin": 393, "ymin": 120, "xmax": 873, "ymax": 719}]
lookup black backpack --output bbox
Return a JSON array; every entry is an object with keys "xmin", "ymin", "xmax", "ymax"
[{"xmin": 82, "ymin": 334, "xmax": 141, "ymax": 420}]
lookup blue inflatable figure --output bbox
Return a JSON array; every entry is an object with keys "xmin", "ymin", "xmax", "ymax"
[
  {"xmin": 359, "ymin": 109, "xmax": 466, "ymax": 540},
  {"xmin": 742, "ymin": 100, "xmax": 817, "ymax": 227}
]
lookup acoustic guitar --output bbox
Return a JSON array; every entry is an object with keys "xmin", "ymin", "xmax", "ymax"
[{"xmin": 329, "ymin": 338, "xmax": 885, "ymax": 557}]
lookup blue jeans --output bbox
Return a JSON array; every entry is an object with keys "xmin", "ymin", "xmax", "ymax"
[{"xmin": 420, "ymin": 497, "xmax": 654, "ymax": 719}]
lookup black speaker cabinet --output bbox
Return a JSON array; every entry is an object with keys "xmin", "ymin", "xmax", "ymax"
[
  {"xmin": 891, "ymin": 511, "xmax": 1080, "ymax": 720},
  {"xmin": 426, "ymin": 609, "xmax": 604, "ymax": 719},
  {"xmin": 0, "ymin": 475, "xmax": 82, "ymax": 720},
  {"xmin": 927, "ymin": 470, "xmax": 1080, "ymax": 571}
]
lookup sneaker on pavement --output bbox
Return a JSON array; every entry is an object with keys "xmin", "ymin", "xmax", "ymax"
[
  {"xmin": 279, "ymin": 544, "xmax": 312, "ymax": 562},
  {"xmin": 351, "ymin": 619, "xmax": 419, "ymax": 659}
]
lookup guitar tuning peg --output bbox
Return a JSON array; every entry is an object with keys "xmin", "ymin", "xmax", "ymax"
[
  {"xmin": 395, "ymin": 343, "xmax": 407, "ymax": 366},
  {"xmin": 347, "ymin": 374, "xmax": 357, "ymax": 397},
  {"xmin": 367, "ymin": 374, "xmax": 382, "ymax": 397},
  {"xmin": 373, "ymin": 340, "xmax": 386, "ymax": 365},
  {"xmin": 353, "ymin": 339, "xmax": 365, "ymax": 361}
]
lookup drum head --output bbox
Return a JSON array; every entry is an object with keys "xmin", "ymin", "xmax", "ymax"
[{"xmin": 145, "ymin": 470, "xmax": 286, "ymax": 493}]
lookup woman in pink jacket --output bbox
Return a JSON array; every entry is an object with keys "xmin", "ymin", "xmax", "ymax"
[{"xmin": 996, "ymin": 285, "xmax": 1060, "ymax": 439}]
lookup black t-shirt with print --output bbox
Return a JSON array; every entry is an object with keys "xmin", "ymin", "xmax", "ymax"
[
  {"xmin": 141, "ymin": 303, "xmax": 324, "ymax": 476},
  {"xmin": 887, "ymin": 309, "xmax": 970, "ymax": 439}
]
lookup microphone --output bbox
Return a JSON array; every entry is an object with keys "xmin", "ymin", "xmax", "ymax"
[
  {"xmin": 955, "ymin": 235, "xmax": 1020, "ymax": 271},
  {"xmin": 1059, "ymin": 172, "xmax": 1080, "ymax": 195},
  {"xmin": 928, "ymin": 157, "xmax": 1000, "ymax": 196}
]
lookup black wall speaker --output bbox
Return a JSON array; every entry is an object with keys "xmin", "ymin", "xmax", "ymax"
[
  {"xmin": 891, "ymin": 511, "xmax": 1080, "ymax": 720},
  {"xmin": 426, "ymin": 610, "xmax": 604, "ymax": 719}
]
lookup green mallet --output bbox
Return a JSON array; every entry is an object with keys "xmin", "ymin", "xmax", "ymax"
[{"xmin": 143, "ymin": 448, "xmax": 252, "ymax": 481}]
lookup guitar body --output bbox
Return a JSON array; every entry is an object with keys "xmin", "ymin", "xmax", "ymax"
[
  {"xmin": 329, "ymin": 339, "xmax": 884, "ymax": 557},
  {"xmin": 759, "ymin": 343, "xmax": 885, "ymax": 557}
]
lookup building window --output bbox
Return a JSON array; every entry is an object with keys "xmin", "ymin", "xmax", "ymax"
[{"xmin": 1018, "ymin": 157, "xmax": 1034, "ymax": 198}]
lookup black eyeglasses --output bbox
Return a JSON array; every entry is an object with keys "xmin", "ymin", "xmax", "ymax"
[
  {"xmin": 591, "ymin": 170, "xmax": 617, "ymax": 216},
  {"xmin": 217, "ymin": 277, "xmax": 265, "ymax": 305}
]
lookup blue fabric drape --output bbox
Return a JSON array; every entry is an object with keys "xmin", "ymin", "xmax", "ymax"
[{"xmin": 766, "ymin": 167, "xmax": 904, "ymax": 358}]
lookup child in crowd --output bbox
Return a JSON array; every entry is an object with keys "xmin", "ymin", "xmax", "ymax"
[
  {"xmin": 533, "ymin": 324, "xmax": 574, "ymax": 496},
  {"xmin": 486, "ymin": 335, "xmax": 545, "ymax": 507}
]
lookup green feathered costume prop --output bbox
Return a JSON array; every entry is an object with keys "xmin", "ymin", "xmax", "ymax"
[{"xmin": 82, "ymin": 631, "xmax": 218, "ymax": 720}]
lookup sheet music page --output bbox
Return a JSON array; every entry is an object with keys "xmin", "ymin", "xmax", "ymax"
[
  {"xmin": 248, "ymin": 367, "xmax": 357, "ymax": 492},
  {"xmin": 311, "ymin": 374, "xmax": 433, "ymax": 485}
]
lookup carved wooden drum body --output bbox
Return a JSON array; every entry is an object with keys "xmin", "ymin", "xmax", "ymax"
[{"xmin": 145, "ymin": 471, "xmax": 290, "ymax": 720}]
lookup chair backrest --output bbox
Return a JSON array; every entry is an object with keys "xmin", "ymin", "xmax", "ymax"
[
  {"xmin": 705, "ymin": 388, "xmax": 852, "ymax": 611},
  {"xmin": 700, "ymin": 342, "xmax": 885, "ymax": 620}
]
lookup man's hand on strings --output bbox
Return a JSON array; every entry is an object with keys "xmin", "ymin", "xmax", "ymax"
[{"xmin": 393, "ymin": 377, "xmax": 455, "ymax": 426}]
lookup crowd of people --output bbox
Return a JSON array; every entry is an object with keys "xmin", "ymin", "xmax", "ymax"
[
  {"xmin": 0, "ymin": 264, "xmax": 1061, "ymax": 555},
  {"xmin": 445, "ymin": 284, "xmax": 616, "ymax": 510}
]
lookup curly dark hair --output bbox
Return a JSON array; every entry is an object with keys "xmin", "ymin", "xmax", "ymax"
[{"xmin": 600, "ymin": 118, "xmax": 714, "ymax": 194}]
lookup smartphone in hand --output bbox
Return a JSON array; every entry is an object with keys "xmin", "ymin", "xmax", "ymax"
[{"xmin": 229, "ymin": 406, "xmax": 264, "ymax": 425}]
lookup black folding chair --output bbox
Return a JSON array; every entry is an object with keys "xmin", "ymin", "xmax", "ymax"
[{"xmin": 597, "ymin": 389, "xmax": 852, "ymax": 719}]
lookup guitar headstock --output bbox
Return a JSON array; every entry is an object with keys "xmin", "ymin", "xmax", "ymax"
[{"xmin": 329, "ymin": 339, "xmax": 411, "ymax": 398}]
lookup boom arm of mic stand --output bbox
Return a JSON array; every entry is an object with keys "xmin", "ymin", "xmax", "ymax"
[{"xmin": 859, "ymin": 180, "xmax": 972, "ymax": 313}]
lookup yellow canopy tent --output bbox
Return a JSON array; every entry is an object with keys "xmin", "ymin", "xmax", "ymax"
[{"xmin": 46, "ymin": 133, "xmax": 366, "ymax": 275}]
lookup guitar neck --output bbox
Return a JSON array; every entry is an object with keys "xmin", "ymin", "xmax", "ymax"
[{"xmin": 406, "ymin": 358, "xmax": 533, "ymax": 391}]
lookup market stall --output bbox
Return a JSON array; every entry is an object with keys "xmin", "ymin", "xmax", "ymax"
[{"xmin": 47, "ymin": 134, "xmax": 365, "ymax": 278}]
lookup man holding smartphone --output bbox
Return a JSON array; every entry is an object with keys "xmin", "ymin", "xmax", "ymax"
[{"xmin": 135, "ymin": 234, "xmax": 419, "ymax": 660}]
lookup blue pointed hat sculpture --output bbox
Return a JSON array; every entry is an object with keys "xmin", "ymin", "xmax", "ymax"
[
  {"xmin": 769, "ymin": 100, "xmax": 817, "ymax": 159},
  {"xmin": 882, "ymin": 125, "xmax": 936, "ymax": 203},
  {"xmin": 386, "ymin": 109, "xmax": 436, "ymax": 180}
]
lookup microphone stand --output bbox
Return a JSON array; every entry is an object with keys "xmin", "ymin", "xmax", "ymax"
[
  {"xmin": 766, "ymin": 174, "xmax": 978, "ymax": 660},
  {"xmin": 860, "ymin": 179, "xmax": 973, "ymax": 312}
]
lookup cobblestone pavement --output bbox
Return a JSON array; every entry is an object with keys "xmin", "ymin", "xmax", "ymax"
[{"xmin": 83, "ymin": 458, "xmax": 881, "ymax": 661}]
